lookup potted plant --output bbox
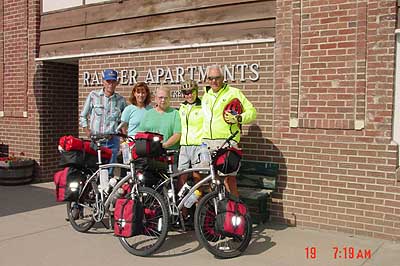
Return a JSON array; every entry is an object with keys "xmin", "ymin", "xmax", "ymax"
[{"xmin": 0, "ymin": 152, "xmax": 35, "ymax": 185}]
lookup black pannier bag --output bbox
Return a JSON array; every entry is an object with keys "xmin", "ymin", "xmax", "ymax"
[
  {"xmin": 134, "ymin": 132, "xmax": 164, "ymax": 157},
  {"xmin": 59, "ymin": 150, "xmax": 107, "ymax": 170},
  {"xmin": 214, "ymin": 147, "xmax": 243, "ymax": 174},
  {"xmin": 54, "ymin": 167, "xmax": 85, "ymax": 202}
]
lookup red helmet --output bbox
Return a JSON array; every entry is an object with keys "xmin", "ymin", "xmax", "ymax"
[{"xmin": 223, "ymin": 98, "xmax": 243, "ymax": 124}]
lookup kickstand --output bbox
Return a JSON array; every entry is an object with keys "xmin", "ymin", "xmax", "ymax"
[
  {"xmin": 100, "ymin": 219, "xmax": 110, "ymax": 229},
  {"xmin": 179, "ymin": 213, "xmax": 186, "ymax": 231}
]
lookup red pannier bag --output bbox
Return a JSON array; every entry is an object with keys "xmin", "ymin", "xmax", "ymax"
[
  {"xmin": 114, "ymin": 198, "xmax": 144, "ymax": 237},
  {"xmin": 58, "ymin": 135, "xmax": 112, "ymax": 160},
  {"xmin": 59, "ymin": 135, "xmax": 84, "ymax": 151},
  {"xmin": 215, "ymin": 196, "xmax": 249, "ymax": 237},
  {"xmin": 215, "ymin": 147, "xmax": 243, "ymax": 174},
  {"xmin": 128, "ymin": 141, "xmax": 138, "ymax": 160},
  {"xmin": 134, "ymin": 132, "xmax": 164, "ymax": 157},
  {"xmin": 53, "ymin": 167, "xmax": 83, "ymax": 202}
]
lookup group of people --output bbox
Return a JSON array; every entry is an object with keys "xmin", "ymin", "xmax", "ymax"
[{"xmin": 79, "ymin": 65, "xmax": 257, "ymax": 217}]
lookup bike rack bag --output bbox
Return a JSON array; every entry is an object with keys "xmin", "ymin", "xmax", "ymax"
[
  {"xmin": 134, "ymin": 132, "xmax": 164, "ymax": 157},
  {"xmin": 58, "ymin": 135, "xmax": 112, "ymax": 169},
  {"xmin": 214, "ymin": 147, "xmax": 243, "ymax": 174},
  {"xmin": 58, "ymin": 135, "xmax": 112, "ymax": 159}
]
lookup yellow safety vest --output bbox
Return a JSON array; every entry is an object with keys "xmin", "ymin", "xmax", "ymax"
[
  {"xmin": 179, "ymin": 98, "xmax": 204, "ymax": 145},
  {"xmin": 201, "ymin": 84, "xmax": 257, "ymax": 143}
]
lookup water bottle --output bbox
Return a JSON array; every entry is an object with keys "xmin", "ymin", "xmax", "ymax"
[
  {"xmin": 167, "ymin": 189, "xmax": 174, "ymax": 199},
  {"xmin": 99, "ymin": 169, "xmax": 109, "ymax": 192},
  {"xmin": 184, "ymin": 190, "xmax": 202, "ymax": 208},
  {"xmin": 121, "ymin": 142, "xmax": 131, "ymax": 164},
  {"xmin": 199, "ymin": 142, "xmax": 210, "ymax": 167},
  {"xmin": 177, "ymin": 182, "xmax": 191, "ymax": 199}
]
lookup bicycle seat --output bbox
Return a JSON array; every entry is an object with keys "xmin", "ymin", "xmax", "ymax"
[{"xmin": 165, "ymin": 149, "xmax": 179, "ymax": 156}]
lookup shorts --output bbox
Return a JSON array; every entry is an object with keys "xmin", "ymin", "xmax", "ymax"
[
  {"xmin": 178, "ymin": 145, "xmax": 201, "ymax": 171},
  {"xmin": 202, "ymin": 139, "xmax": 240, "ymax": 176}
]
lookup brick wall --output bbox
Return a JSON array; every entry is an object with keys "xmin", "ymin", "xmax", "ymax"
[
  {"xmin": 35, "ymin": 61, "xmax": 79, "ymax": 180},
  {"xmin": 0, "ymin": 0, "xmax": 78, "ymax": 181},
  {"xmin": 0, "ymin": 0, "xmax": 41, "ymax": 176},
  {"xmin": 275, "ymin": 0, "xmax": 400, "ymax": 240}
]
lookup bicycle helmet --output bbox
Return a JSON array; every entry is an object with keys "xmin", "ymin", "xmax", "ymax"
[
  {"xmin": 223, "ymin": 98, "xmax": 243, "ymax": 124},
  {"xmin": 181, "ymin": 79, "xmax": 198, "ymax": 94}
]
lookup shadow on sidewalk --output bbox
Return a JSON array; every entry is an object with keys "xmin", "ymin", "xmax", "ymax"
[
  {"xmin": 152, "ymin": 230, "xmax": 203, "ymax": 257},
  {"xmin": 0, "ymin": 183, "xmax": 61, "ymax": 217},
  {"xmin": 152, "ymin": 223, "xmax": 286, "ymax": 257},
  {"xmin": 244, "ymin": 223, "xmax": 284, "ymax": 256}
]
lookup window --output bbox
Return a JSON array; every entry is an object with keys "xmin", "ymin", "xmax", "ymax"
[{"xmin": 42, "ymin": 0, "xmax": 111, "ymax": 13}]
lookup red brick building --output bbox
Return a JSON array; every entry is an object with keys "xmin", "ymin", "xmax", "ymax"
[{"xmin": 0, "ymin": 0, "xmax": 399, "ymax": 240}]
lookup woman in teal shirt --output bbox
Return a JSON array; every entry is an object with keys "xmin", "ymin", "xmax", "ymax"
[{"xmin": 120, "ymin": 82, "xmax": 152, "ymax": 136}]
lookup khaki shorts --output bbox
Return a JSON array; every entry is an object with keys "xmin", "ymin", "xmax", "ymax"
[{"xmin": 178, "ymin": 145, "xmax": 201, "ymax": 171}]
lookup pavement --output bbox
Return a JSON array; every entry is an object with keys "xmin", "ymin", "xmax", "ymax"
[{"xmin": 0, "ymin": 182, "xmax": 398, "ymax": 266}]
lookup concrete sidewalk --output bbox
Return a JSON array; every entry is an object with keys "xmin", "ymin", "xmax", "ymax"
[{"xmin": 0, "ymin": 182, "xmax": 398, "ymax": 266}]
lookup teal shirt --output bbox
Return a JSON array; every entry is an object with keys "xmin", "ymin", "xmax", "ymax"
[
  {"xmin": 121, "ymin": 104, "xmax": 152, "ymax": 136},
  {"xmin": 138, "ymin": 107, "xmax": 181, "ymax": 150}
]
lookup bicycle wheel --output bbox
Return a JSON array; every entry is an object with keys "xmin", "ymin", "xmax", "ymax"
[
  {"xmin": 119, "ymin": 186, "xmax": 169, "ymax": 256},
  {"xmin": 66, "ymin": 182, "xmax": 96, "ymax": 232},
  {"xmin": 194, "ymin": 191, "xmax": 252, "ymax": 259}
]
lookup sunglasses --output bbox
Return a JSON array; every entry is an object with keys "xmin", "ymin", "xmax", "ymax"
[
  {"xmin": 182, "ymin": 89, "xmax": 195, "ymax": 95},
  {"xmin": 207, "ymin": 76, "xmax": 222, "ymax": 81}
]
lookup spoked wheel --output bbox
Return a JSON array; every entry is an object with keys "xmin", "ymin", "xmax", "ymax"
[
  {"xmin": 119, "ymin": 186, "xmax": 169, "ymax": 256},
  {"xmin": 66, "ymin": 184, "xmax": 97, "ymax": 232},
  {"xmin": 194, "ymin": 191, "xmax": 252, "ymax": 259}
]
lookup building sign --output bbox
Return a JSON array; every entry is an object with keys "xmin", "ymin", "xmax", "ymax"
[{"xmin": 82, "ymin": 64, "xmax": 260, "ymax": 87}]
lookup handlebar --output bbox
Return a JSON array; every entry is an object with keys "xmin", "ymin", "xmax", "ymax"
[
  {"xmin": 226, "ymin": 130, "xmax": 239, "ymax": 144},
  {"xmin": 164, "ymin": 149, "xmax": 179, "ymax": 156},
  {"xmin": 90, "ymin": 132, "xmax": 134, "ymax": 144},
  {"xmin": 218, "ymin": 130, "xmax": 239, "ymax": 150}
]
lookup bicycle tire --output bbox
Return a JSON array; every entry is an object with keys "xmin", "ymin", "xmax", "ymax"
[
  {"xmin": 119, "ymin": 186, "xmax": 169, "ymax": 256},
  {"xmin": 66, "ymin": 183, "xmax": 96, "ymax": 232},
  {"xmin": 194, "ymin": 191, "xmax": 252, "ymax": 259}
]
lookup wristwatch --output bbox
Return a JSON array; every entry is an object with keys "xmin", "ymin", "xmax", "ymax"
[{"xmin": 236, "ymin": 114, "xmax": 242, "ymax": 123}]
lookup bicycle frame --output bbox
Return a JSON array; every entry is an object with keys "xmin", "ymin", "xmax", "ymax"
[
  {"xmin": 77, "ymin": 133, "xmax": 135, "ymax": 210},
  {"xmin": 77, "ymin": 163, "xmax": 132, "ymax": 220},
  {"xmin": 154, "ymin": 164, "xmax": 222, "ymax": 216}
]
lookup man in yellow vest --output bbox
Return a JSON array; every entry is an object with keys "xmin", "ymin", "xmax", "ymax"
[{"xmin": 201, "ymin": 65, "xmax": 257, "ymax": 197}]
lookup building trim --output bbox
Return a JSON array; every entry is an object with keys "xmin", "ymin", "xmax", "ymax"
[
  {"xmin": 393, "ymin": 33, "xmax": 400, "ymax": 168},
  {"xmin": 35, "ymin": 38, "xmax": 275, "ymax": 61}
]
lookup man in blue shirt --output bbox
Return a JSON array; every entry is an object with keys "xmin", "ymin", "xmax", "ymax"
[{"xmin": 79, "ymin": 69, "xmax": 127, "ymax": 165}]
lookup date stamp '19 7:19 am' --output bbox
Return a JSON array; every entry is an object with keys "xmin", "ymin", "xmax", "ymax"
[{"xmin": 305, "ymin": 246, "xmax": 372, "ymax": 260}]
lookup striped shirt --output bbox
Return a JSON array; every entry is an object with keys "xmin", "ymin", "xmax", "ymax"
[{"xmin": 79, "ymin": 89, "xmax": 127, "ymax": 135}]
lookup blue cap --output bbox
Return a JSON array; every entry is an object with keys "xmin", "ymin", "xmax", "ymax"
[{"xmin": 103, "ymin": 69, "xmax": 118, "ymax": 81}]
